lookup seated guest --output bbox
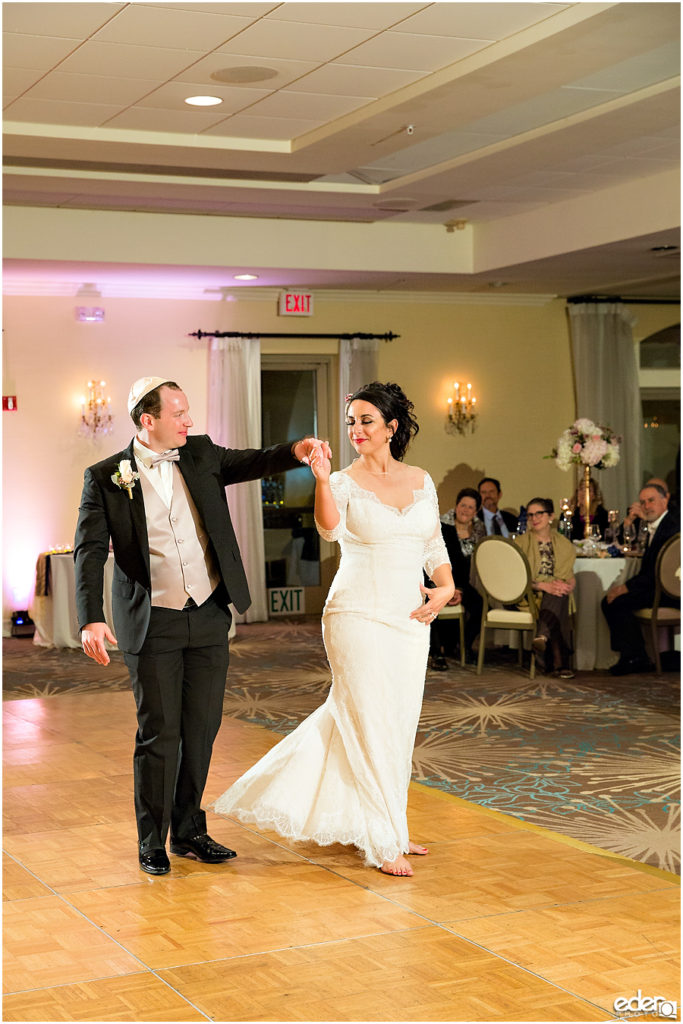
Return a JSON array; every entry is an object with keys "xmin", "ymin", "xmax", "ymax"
[
  {"xmin": 477, "ymin": 477, "xmax": 518, "ymax": 536},
  {"xmin": 429, "ymin": 488, "xmax": 484, "ymax": 669},
  {"xmin": 570, "ymin": 475, "xmax": 609, "ymax": 540},
  {"xmin": 617, "ymin": 476, "xmax": 673, "ymax": 543},
  {"xmin": 515, "ymin": 498, "xmax": 576, "ymax": 678},
  {"xmin": 602, "ymin": 483, "xmax": 679, "ymax": 675}
]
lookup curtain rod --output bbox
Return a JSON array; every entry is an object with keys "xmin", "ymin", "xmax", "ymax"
[
  {"xmin": 567, "ymin": 295, "xmax": 680, "ymax": 306},
  {"xmin": 189, "ymin": 330, "xmax": 399, "ymax": 341}
]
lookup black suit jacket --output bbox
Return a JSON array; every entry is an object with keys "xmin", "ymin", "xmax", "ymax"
[
  {"xmin": 74, "ymin": 435, "xmax": 299, "ymax": 653},
  {"xmin": 476, "ymin": 507, "xmax": 518, "ymax": 535},
  {"xmin": 625, "ymin": 511, "xmax": 679, "ymax": 606}
]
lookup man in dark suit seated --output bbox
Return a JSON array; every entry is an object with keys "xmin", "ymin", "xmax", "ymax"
[
  {"xmin": 477, "ymin": 477, "xmax": 518, "ymax": 536},
  {"xmin": 602, "ymin": 483, "xmax": 679, "ymax": 675}
]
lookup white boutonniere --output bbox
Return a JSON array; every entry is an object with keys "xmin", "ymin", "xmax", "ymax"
[{"xmin": 111, "ymin": 459, "xmax": 140, "ymax": 499}]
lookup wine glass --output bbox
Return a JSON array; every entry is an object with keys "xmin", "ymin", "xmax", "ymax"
[{"xmin": 622, "ymin": 522, "xmax": 636, "ymax": 553}]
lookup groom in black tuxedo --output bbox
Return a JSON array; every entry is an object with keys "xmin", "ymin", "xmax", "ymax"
[{"xmin": 75, "ymin": 377, "xmax": 330, "ymax": 874}]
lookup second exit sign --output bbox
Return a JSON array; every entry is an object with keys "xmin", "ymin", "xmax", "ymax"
[{"xmin": 278, "ymin": 291, "xmax": 313, "ymax": 316}]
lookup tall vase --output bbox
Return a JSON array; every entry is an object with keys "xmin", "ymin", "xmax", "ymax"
[{"xmin": 583, "ymin": 463, "xmax": 591, "ymax": 540}]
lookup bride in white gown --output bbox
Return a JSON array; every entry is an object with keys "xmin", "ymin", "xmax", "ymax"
[{"xmin": 213, "ymin": 382, "xmax": 455, "ymax": 876}]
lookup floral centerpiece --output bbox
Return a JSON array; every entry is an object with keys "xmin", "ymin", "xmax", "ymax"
[{"xmin": 548, "ymin": 418, "xmax": 621, "ymax": 539}]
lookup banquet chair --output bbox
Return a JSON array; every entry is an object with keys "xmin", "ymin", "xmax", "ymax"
[
  {"xmin": 436, "ymin": 602, "xmax": 466, "ymax": 667},
  {"xmin": 474, "ymin": 537, "xmax": 539, "ymax": 678},
  {"xmin": 634, "ymin": 533, "xmax": 681, "ymax": 675}
]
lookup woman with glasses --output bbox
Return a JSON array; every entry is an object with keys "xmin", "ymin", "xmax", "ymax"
[{"xmin": 515, "ymin": 497, "xmax": 576, "ymax": 678}]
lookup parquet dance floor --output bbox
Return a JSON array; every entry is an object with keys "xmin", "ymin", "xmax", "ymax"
[{"xmin": 3, "ymin": 631, "xmax": 680, "ymax": 1022}]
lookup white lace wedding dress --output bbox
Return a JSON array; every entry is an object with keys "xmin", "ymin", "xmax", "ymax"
[{"xmin": 212, "ymin": 470, "xmax": 449, "ymax": 867}]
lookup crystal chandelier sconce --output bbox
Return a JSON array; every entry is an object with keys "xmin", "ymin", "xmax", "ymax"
[
  {"xmin": 446, "ymin": 381, "xmax": 477, "ymax": 436},
  {"xmin": 80, "ymin": 379, "xmax": 114, "ymax": 439}
]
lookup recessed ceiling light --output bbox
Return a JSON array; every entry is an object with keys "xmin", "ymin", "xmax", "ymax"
[
  {"xmin": 184, "ymin": 95, "xmax": 222, "ymax": 106},
  {"xmin": 211, "ymin": 66, "xmax": 278, "ymax": 84},
  {"xmin": 234, "ymin": 273, "xmax": 259, "ymax": 281}
]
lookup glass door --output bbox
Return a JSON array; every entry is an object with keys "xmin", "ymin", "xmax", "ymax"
[{"xmin": 260, "ymin": 355, "xmax": 335, "ymax": 614}]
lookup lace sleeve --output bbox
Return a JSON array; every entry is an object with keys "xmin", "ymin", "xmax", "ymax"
[
  {"xmin": 314, "ymin": 472, "xmax": 349, "ymax": 543},
  {"xmin": 423, "ymin": 473, "xmax": 450, "ymax": 577}
]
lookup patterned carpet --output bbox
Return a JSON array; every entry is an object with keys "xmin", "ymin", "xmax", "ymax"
[{"xmin": 3, "ymin": 622, "xmax": 680, "ymax": 874}]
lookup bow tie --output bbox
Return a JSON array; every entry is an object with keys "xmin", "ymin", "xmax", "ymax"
[{"xmin": 150, "ymin": 449, "xmax": 180, "ymax": 467}]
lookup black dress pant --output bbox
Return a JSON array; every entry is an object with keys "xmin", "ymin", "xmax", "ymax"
[
  {"xmin": 600, "ymin": 590, "xmax": 679, "ymax": 661},
  {"xmin": 123, "ymin": 590, "xmax": 231, "ymax": 851}
]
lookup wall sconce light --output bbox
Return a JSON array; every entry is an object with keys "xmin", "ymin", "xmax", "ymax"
[
  {"xmin": 75, "ymin": 307, "xmax": 105, "ymax": 322},
  {"xmin": 446, "ymin": 381, "xmax": 477, "ymax": 436},
  {"xmin": 75, "ymin": 282, "xmax": 104, "ymax": 322},
  {"xmin": 80, "ymin": 379, "xmax": 114, "ymax": 439}
]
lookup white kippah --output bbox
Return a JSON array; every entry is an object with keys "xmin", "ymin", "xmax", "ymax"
[{"xmin": 127, "ymin": 376, "xmax": 173, "ymax": 415}]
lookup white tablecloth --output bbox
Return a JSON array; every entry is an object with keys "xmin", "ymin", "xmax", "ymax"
[
  {"xmin": 573, "ymin": 556, "xmax": 641, "ymax": 670},
  {"xmin": 31, "ymin": 553, "xmax": 116, "ymax": 649}
]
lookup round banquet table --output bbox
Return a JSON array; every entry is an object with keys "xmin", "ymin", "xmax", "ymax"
[
  {"xmin": 573, "ymin": 556, "xmax": 642, "ymax": 670},
  {"xmin": 31, "ymin": 552, "xmax": 116, "ymax": 649}
]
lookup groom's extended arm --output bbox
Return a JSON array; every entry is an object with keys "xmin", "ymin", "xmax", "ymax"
[{"xmin": 213, "ymin": 437, "xmax": 331, "ymax": 485}]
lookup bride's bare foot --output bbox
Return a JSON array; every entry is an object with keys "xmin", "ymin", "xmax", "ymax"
[
  {"xmin": 380, "ymin": 854, "xmax": 413, "ymax": 876},
  {"xmin": 408, "ymin": 841, "xmax": 429, "ymax": 855}
]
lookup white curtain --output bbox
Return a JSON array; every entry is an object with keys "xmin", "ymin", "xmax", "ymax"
[
  {"xmin": 338, "ymin": 337, "xmax": 380, "ymax": 462},
  {"xmin": 207, "ymin": 336, "xmax": 267, "ymax": 623},
  {"xmin": 568, "ymin": 302, "xmax": 640, "ymax": 515}
]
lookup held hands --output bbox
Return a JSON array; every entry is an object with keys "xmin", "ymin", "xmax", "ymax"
[
  {"xmin": 81, "ymin": 622, "xmax": 117, "ymax": 666},
  {"xmin": 410, "ymin": 582, "xmax": 456, "ymax": 625},
  {"xmin": 293, "ymin": 437, "xmax": 332, "ymax": 470},
  {"xmin": 307, "ymin": 444, "xmax": 332, "ymax": 483},
  {"xmin": 606, "ymin": 583, "xmax": 628, "ymax": 604}
]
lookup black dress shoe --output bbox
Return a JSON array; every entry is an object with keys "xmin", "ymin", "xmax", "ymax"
[
  {"xmin": 139, "ymin": 847, "xmax": 170, "ymax": 875},
  {"xmin": 609, "ymin": 656, "xmax": 656, "ymax": 676},
  {"xmin": 170, "ymin": 833, "xmax": 237, "ymax": 863},
  {"xmin": 429, "ymin": 654, "xmax": 448, "ymax": 671}
]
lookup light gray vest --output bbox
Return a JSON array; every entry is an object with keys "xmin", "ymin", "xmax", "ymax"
[{"xmin": 139, "ymin": 466, "xmax": 220, "ymax": 610}]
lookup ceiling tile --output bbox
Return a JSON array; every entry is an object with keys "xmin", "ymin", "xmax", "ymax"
[
  {"xmin": 3, "ymin": 33, "xmax": 82, "ymax": 70},
  {"xmin": 23, "ymin": 71, "xmax": 159, "ymax": 106},
  {"xmin": 286, "ymin": 63, "xmax": 423, "ymax": 97},
  {"xmin": 244, "ymin": 90, "xmax": 371, "ymax": 120},
  {"xmin": 3, "ymin": 96, "xmax": 122, "ymax": 127},
  {"xmin": 104, "ymin": 107, "xmax": 230, "ymax": 132},
  {"xmin": 92, "ymin": 5, "xmax": 253, "ymax": 50},
  {"xmin": 2, "ymin": 67, "xmax": 46, "ymax": 102},
  {"xmin": 339, "ymin": 31, "xmax": 490, "ymax": 71},
  {"xmin": 394, "ymin": 3, "xmax": 569, "ymax": 39},
  {"xmin": 565, "ymin": 41, "xmax": 680, "ymax": 94},
  {"xmin": 56, "ymin": 40, "xmax": 204, "ymax": 79},
  {"xmin": 174, "ymin": 53, "xmax": 320, "ymax": 89},
  {"xmin": 214, "ymin": 20, "xmax": 374, "ymax": 61},
  {"xmin": 267, "ymin": 3, "xmax": 427, "ymax": 30},
  {"xmin": 3, "ymin": 3, "xmax": 124, "ymax": 39},
  {"xmin": 135, "ymin": 81, "xmax": 272, "ymax": 114},
  {"xmin": 202, "ymin": 113, "xmax": 323, "ymax": 140},
  {"xmin": 135, "ymin": 3, "xmax": 279, "ymax": 15}
]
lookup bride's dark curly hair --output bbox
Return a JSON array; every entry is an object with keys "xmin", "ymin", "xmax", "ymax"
[{"xmin": 345, "ymin": 381, "xmax": 419, "ymax": 461}]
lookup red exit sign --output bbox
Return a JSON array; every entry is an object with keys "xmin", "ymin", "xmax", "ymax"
[{"xmin": 278, "ymin": 291, "xmax": 313, "ymax": 317}]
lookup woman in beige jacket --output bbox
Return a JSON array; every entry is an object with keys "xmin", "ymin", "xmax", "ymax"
[{"xmin": 515, "ymin": 497, "xmax": 576, "ymax": 679}]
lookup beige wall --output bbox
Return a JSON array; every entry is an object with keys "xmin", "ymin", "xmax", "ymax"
[{"xmin": 9, "ymin": 289, "xmax": 673, "ymax": 625}]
